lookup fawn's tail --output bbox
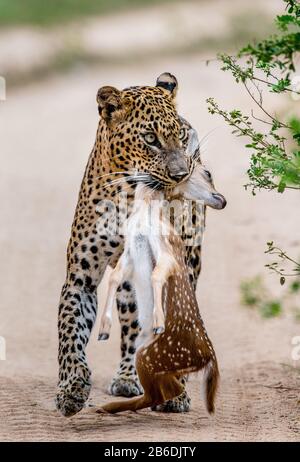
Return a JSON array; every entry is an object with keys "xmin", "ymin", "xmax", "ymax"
[{"xmin": 203, "ymin": 359, "xmax": 219, "ymax": 414}]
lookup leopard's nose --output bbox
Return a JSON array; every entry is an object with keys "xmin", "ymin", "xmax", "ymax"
[{"xmin": 169, "ymin": 170, "xmax": 189, "ymax": 182}]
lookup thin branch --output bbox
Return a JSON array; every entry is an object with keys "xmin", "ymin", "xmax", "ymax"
[
  {"xmin": 266, "ymin": 268, "xmax": 300, "ymax": 277},
  {"xmin": 252, "ymin": 75, "xmax": 300, "ymax": 95},
  {"xmin": 267, "ymin": 247, "xmax": 300, "ymax": 266},
  {"xmin": 251, "ymin": 109, "xmax": 274, "ymax": 126},
  {"xmin": 243, "ymin": 81, "xmax": 290, "ymax": 129}
]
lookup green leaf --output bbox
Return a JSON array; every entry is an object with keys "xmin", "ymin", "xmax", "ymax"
[
  {"xmin": 277, "ymin": 180, "xmax": 286, "ymax": 193},
  {"xmin": 290, "ymin": 280, "xmax": 300, "ymax": 293},
  {"xmin": 260, "ymin": 300, "xmax": 282, "ymax": 318}
]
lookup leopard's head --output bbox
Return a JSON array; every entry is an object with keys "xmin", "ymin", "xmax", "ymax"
[{"xmin": 97, "ymin": 73, "xmax": 193, "ymax": 189}]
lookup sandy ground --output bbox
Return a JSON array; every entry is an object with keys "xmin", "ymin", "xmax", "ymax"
[{"xmin": 0, "ymin": 53, "xmax": 300, "ymax": 441}]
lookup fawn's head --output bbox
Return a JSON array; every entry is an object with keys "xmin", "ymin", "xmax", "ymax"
[
  {"xmin": 172, "ymin": 162, "xmax": 227, "ymax": 209},
  {"xmin": 168, "ymin": 124, "xmax": 226, "ymax": 209}
]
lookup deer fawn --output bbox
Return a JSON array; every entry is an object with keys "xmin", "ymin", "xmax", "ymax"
[{"xmin": 97, "ymin": 160, "xmax": 226, "ymax": 415}]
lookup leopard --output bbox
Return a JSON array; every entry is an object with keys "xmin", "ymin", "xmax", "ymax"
[{"xmin": 55, "ymin": 72, "xmax": 205, "ymax": 417}]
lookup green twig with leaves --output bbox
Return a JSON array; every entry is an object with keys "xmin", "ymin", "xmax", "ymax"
[
  {"xmin": 265, "ymin": 241, "xmax": 300, "ymax": 281},
  {"xmin": 207, "ymin": 0, "xmax": 300, "ymax": 286}
]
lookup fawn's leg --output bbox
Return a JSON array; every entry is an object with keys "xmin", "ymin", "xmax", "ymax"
[
  {"xmin": 98, "ymin": 349, "xmax": 184, "ymax": 414},
  {"xmin": 99, "ymin": 375, "xmax": 184, "ymax": 414},
  {"xmin": 98, "ymin": 252, "xmax": 132, "ymax": 340},
  {"xmin": 100, "ymin": 347, "xmax": 149, "ymax": 413},
  {"xmin": 151, "ymin": 256, "xmax": 175, "ymax": 335}
]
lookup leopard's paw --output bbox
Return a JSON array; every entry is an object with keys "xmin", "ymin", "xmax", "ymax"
[
  {"xmin": 109, "ymin": 377, "xmax": 143, "ymax": 397},
  {"xmin": 152, "ymin": 391, "xmax": 191, "ymax": 413},
  {"xmin": 55, "ymin": 376, "xmax": 91, "ymax": 417}
]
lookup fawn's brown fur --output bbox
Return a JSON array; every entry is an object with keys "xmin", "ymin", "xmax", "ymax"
[{"xmin": 97, "ymin": 177, "xmax": 220, "ymax": 414}]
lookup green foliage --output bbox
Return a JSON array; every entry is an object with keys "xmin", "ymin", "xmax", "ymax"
[
  {"xmin": 208, "ymin": 0, "xmax": 300, "ymax": 286},
  {"xmin": 290, "ymin": 279, "xmax": 300, "ymax": 292},
  {"xmin": 240, "ymin": 274, "xmax": 300, "ymax": 319},
  {"xmin": 265, "ymin": 242, "xmax": 300, "ymax": 279},
  {"xmin": 207, "ymin": 97, "xmax": 300, "ymax": 193},
  {"xmin": 0, "ymin": 0, "xmax": 167, "ymax": 26},
  {"xmin": 240, "ymin": 276, "xmax": 266, "ymax": 307},
  {"xmin": 260, "ymin": 300, "xmax": 282, "ymax": 318},
  {"xmin": 240, "ymin": 0, "xmax": 300, "ymax": 79},
  {"xmin": 240, "ymin": 276, "xmax": 283, "ymax": 318},
  {"xmin": 207, "ymin": 0, "xmax": 300, "ymax": 194},
  {"xmin": 246, "ymin": 241, "xmax": 300, "ymax": 317}
]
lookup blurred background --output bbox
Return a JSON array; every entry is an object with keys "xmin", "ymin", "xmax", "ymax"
[
  {"xmin": 0, "ymin": 0, "xmax": 282, "ymax": 88},
  {"xmin": 0, "ymin": 0, "xmax": 299, "ymax": 442}
]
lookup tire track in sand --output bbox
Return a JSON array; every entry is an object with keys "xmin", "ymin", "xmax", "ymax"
[{"xmin": 0, "ymin": 362, "xmax": 299, "ymax": 442}]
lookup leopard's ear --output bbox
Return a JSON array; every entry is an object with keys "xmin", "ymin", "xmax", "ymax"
[
  {"xmin": 156, "ymin": 72, "xmax": 178, "ymax": 99},
  {"xmin": 96, "ymin": 86, "xmax": 123, "ymax": 123}
]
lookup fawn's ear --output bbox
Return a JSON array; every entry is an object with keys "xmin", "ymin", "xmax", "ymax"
[
  {"xmin": 156, "ymin": 72, "xmax": 178, "ymax": 99},
  {"xmin": 187, "ymin": 128, "xmax": 200, "ymax": 158},
  {"xmin": 97, "ymin": 86, "xmax": 124, "ymax": 123}
]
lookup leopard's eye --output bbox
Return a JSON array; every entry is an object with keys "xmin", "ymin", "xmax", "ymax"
[
  {"xmin": 179, "ymin": 128, "xmax": 187, "ymax": 140},
  {"xmin": 144, "ymin": 132, "xmax": 157, "ymax": 145}
]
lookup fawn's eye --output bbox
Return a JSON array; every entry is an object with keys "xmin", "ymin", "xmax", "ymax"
[
  {"xmin": 179, "ymin": 128, "xmax": 187, "ymax": 140},
  {"xmin": 144, "ymin": 132, "xmax": 158, "ymax": 145},
  {"xmin": 204, "ymin": 169, "xmax": 212, "ymax": 180}
]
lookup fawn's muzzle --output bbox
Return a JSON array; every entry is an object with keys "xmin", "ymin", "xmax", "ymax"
[{"xmin": 212, "ymin": 193, "xmax": 227, "ymax": 209}]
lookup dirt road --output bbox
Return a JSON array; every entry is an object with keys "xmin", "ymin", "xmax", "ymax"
[{"xmin": 0, "ymin": 54, "xmax": 299, "ymax": 441}]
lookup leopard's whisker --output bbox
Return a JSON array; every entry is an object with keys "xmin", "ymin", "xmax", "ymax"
[
  {"xmin": 96, "ymin": 170, "xmax": 150, "ymax": 181},
  {"xmin": 198, "ymin": 126, "xmax": 220, "ymax": 149},
  {"xmin": 96, "ymin": 171, "xmax": 133, "ymax": 180},
  {"xmin": 106, "ymin": 174, "xmax": 151, "ymax": 187}
]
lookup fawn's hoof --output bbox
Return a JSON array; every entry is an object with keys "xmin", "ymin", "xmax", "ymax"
[
  {"xmin": 152, "ymin": 391, "xmax": 191, "ymax": 413},
  {"xmin": 55, "ymin": 377, "xmax": 91, "ymax": 417},
  {"xmin": 96, "ymin": 407, "xmax": 109, "ymax": 414},
  {"xmin": 109, "ymin": 377, "xmax": 143, "ymax": 397},
  {"xmin": 98, "ymin": 333, "xmax": 110, "ymax": 341}
]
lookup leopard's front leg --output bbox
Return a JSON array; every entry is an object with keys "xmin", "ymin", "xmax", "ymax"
[
  {"xmin": 55, "ymin": 215, "xmax": 123, "ymax": 416},
  {"xmin": 55, "ymin": 281, "xmax": 98, "ymax": 417}
]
